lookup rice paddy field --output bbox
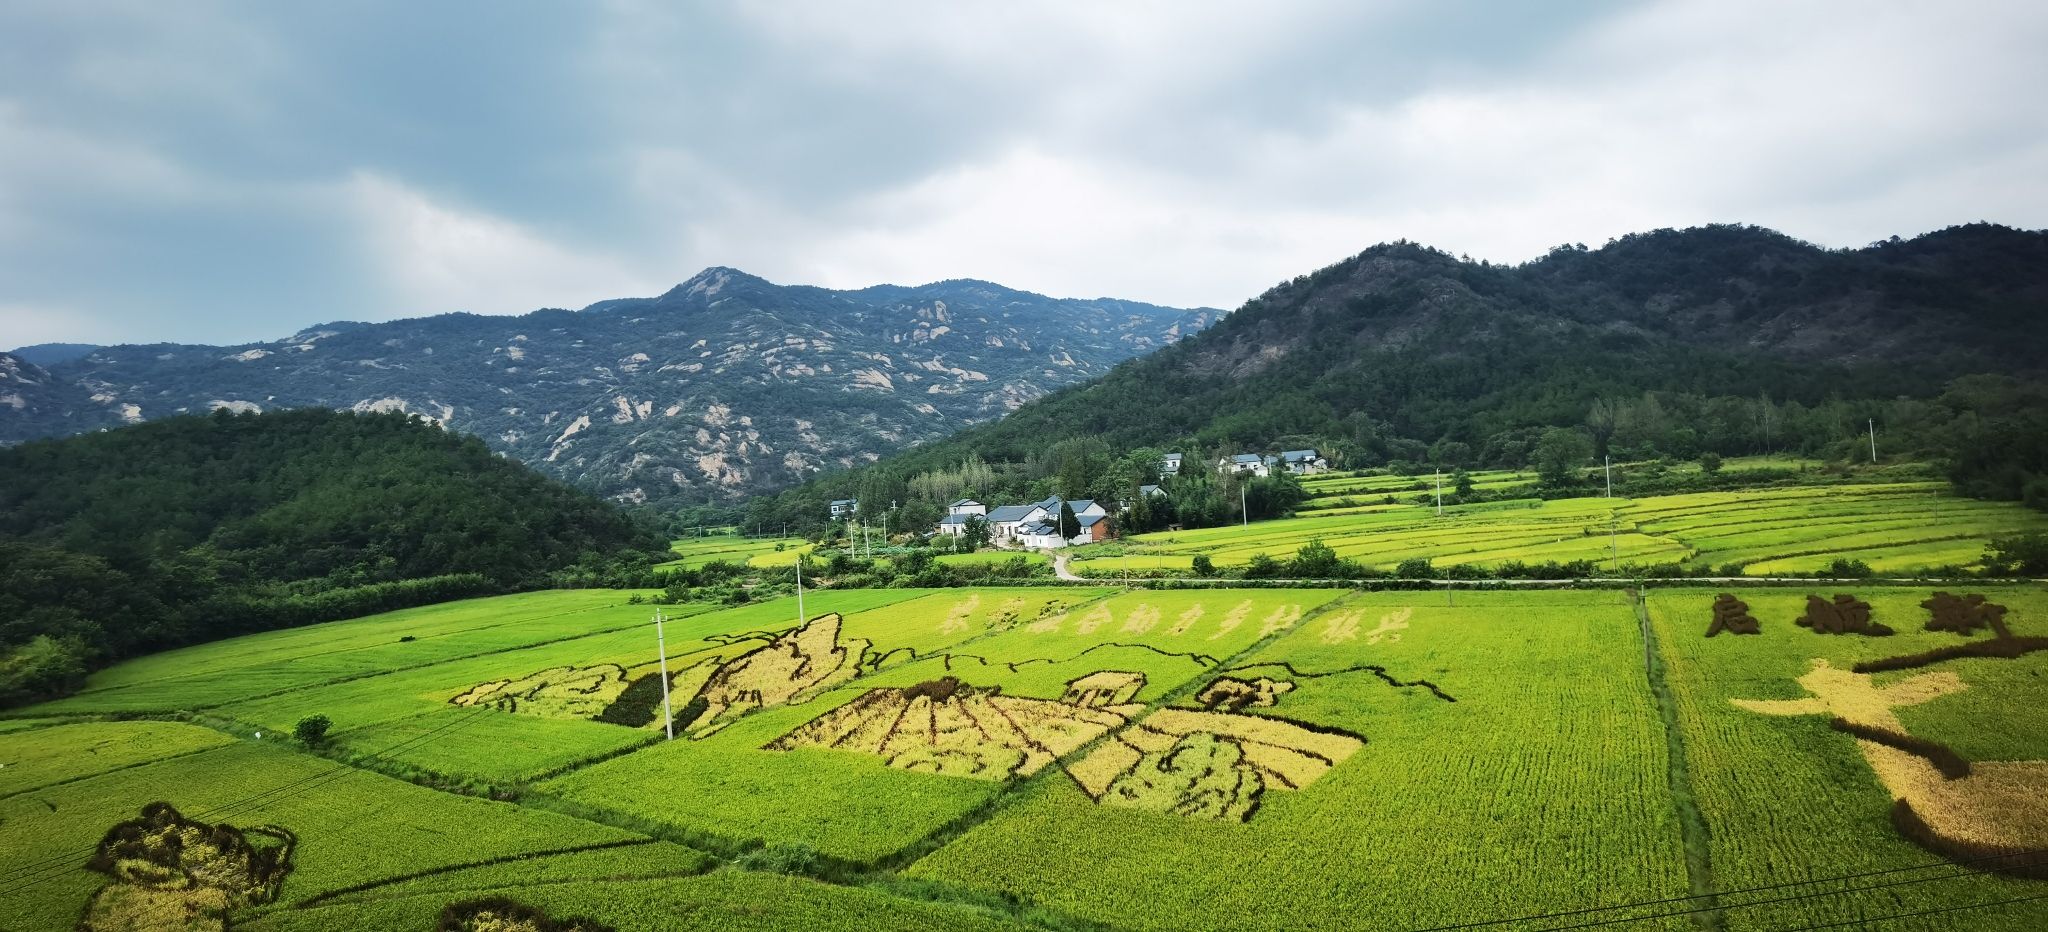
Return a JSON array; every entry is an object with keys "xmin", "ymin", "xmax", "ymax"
[
  {"xmin": 1072, "ymin": 480, "xmax": 2048, "ymax": 576},
  {"xmin": 4, "ymin": 583, "xmax": 2044, "ymax": 930},
  {"xmin": 657, "ymin": 534, "xmax": 815, "ymax": 571}
]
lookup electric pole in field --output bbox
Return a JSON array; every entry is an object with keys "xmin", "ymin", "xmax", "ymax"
[
  {"xmin": 1434, "ymin": 468, "xmax": 1443, "ymax": 517},
  {"xmin": 654, "ymin": 608, "xmax": 674, "ymax": 740},
  {"xmin": 1605, "ymin": 456, "xmax": 1618, "ymax": 572},
  {"xmin": 795, "ymin": 557, "xmax": 806, "ymax": 625},
  {"xmin": 1240, "ymin": 481, "xmax": 1249, "ymax": 527},
  {"xmin": 1868, "ymin": 418, "xmax": 1877, "ymax": 463}
]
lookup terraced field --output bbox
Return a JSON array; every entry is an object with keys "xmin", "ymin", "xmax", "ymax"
[
  {"xmin": 5, "ymin": 584, "xmax": 2042, "ymax": 930},
  {"xmin": 1073, "ymin": 481, "xmax": 2048, "ymax": 576},
  {"xmin": 658, "ymin": 535, "xmax": 815, "ymax": 570},
  {"xmin": 1292, "ymin": 455, "xmax": 1822, "ymax": 513}
]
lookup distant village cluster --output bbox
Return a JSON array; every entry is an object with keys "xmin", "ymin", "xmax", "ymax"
[{"xmin": 826, "ymin": 448, "xmax": 1329, "ymax": 550}]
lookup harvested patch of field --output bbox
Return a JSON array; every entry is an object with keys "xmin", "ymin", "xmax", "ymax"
[
  {"xmin": 1069, "ymin": 704, "xmax": 1362, "ymax": 821},
  {"xmin": 684, "ymin": 613, "xmax": 868, "ymax": 736},
  {"xmin": 450, "ymin": 664, "xmax": 634, "ymax": 719},
  {"xmin": 765, "ymin": 675, "xmax": 1143, "ymax": 780}
]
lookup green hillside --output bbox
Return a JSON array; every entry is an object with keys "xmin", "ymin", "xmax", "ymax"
[
  {"xmin": 0, "ymin": 409, "xmax": 667, "ymax": 706},
  {"xmin": 747, "ymin": 224, "xmax": 2048, "ymax": 534}
]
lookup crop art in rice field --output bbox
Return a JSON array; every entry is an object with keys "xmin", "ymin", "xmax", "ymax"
[
  {"xmin": 79, "ymin": 802, "xmax": 296, "ymax": 932},
  {"xmin": 1731, "ymin": 593, "xmax": 2048, "ymax": 878}
]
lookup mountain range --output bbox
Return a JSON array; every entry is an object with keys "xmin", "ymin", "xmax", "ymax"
[
  {"xmin": 0, "ymin": 270, "xmax": 1216, "ymax": 505},
  {"xmin": 752, "ymin": 222, "xmax": 2048, "ymax": 527}
]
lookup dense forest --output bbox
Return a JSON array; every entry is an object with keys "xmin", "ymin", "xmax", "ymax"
[
  {"xmin": 0, "ymin": 409, "xmax": 667, "ymax": 705},
  {"xmin": 739, "ymin": 224, "xmax": 2048, "ymax": 535}
]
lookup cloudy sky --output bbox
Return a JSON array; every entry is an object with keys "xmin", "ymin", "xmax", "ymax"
[{"xmin": 4, "ymin": 0, "xmax": 2045, "ymax": 346}]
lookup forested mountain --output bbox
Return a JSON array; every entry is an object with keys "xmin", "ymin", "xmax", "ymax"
[
  {"xmin": 0, "ymin": 409, "xmax": 668, "ymax": 705},
  {"xmin": 749, "ymin": 223, "xmax": 2048, "ymax": 532},
  {"xmin": 0, "ymin": 270, "xmax": 1215, "ymax": 507}
]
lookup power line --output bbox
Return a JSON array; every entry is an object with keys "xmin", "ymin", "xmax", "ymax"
[
  {"xmin": 1403, "ymin": 850, "xmax": 2045, "ymax": 932},
  {"xmin": 1519, "ymin": 857, "xmax": 2045, "ymax": 931},
  {"xmin": 1772, "ymin": 889, "xmax": 2048, "ymax": 931}
]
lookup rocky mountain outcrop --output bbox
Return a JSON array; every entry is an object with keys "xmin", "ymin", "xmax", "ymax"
[{"xmin": 1, "ymin": 269, "xmax": 1216, "ymax": 505}]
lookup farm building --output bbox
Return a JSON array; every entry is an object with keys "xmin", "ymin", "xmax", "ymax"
[
  {"xmin": 934, "ymin": 499, "xmax": 987, "ymax": 537},
  {"xmin": 1219, "ymin": 453, "xmax": 1270, "ymax": 477},
  {"xmin": 1280, "ymin": 449, "xmax": 1329, "ymax": 474},
  {"xmin": 829, "ymin": 498, "xmax": 858, "ymax": 520},
  {"xmin": 959, "ymin": 497, "xmax": 1110, "ymax": 548}
]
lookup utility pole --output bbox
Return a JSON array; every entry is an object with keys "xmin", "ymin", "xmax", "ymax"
[
  {"xmin": 654, "ymin": 608, "xmax": 674, "ymax": 741},
  {"xmin": 1868, "ymin": 418, "xmax": 1877, "ymax": 464},
  {"xmin": 1434, "ymin": 468, "xmax": 1443, "ymax": 517},
  {"xmin": 1240, "ymin": 481, "xmax": 1249, "ymax": 527},
  {"xmin": 1605, "ymin": 456, "xmax": 1618, "ymax": 572},
  {"xmin": 795, "ymin": 557, "xmax": 806, "ymax": 625}
]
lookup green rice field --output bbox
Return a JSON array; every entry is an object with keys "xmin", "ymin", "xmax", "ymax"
[
  {"xmin": 1073, "ymin": 480, "xmax": 2048, "ymax": 576},
  {"xmin": 4, "ymin": 583, "xmax": 2044, "ymax": 930}
]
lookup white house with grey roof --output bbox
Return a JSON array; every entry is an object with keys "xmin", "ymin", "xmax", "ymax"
[
  {"xmin": 1279, "ymin": 449, "xmax": 1330, "ymax": 474},
  {"xmin": 934, "ymin": 499, "xmax": 987, "ymax": 537},
  {"xmin": 960, "ymin": 496, "xmax": 1110, "ymax": 548},
  {"xmin": 1219, "ymin": 453, "xmax": 1270, "ymax": 477}
]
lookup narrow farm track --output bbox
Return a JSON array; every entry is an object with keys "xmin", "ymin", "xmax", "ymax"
[{"xmin": 1636, "ymin": 589, "xmax": 1724, "ymax": 932}]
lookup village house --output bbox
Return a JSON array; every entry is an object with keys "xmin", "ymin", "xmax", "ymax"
[
  {"xmin": 829, "ymin": 498, "xmax": 858, "ymax": 520},
  {"xmin": 1279, "ymin": 449, "xmax": 1330, "ymax": 475},
  {"xmin": 934, "ymin": 499, "xmax": 986, "ymax": 537},
  {"xmin": 1160, "ymin": 453, "xmax": 1184, "ymax": 476},
  {"xmin": 958, "ymin": 496, "xmax": 1109, "ymax": 548},
  {"xmin": 1219, "ymin": 453, "xmax": 1270, "ymax": 477}
]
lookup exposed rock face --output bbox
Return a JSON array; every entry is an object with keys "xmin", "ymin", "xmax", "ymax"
[{"xmin": 1, "ymin": 270, "xmax": 1217, "ymax": 505}]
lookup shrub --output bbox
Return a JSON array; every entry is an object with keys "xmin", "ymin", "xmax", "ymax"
[
  {"xmin": 1290, "ymin": 539, "xmax": 1342, "ymax": 578},
  {"xmin": 293, "ymin": 714, "xmax": 332, "ymax": 745},
  {"xmin": 1241, "ymin": 553, "xmax": 1285, "ymax": 579},
  {"xmin": 1394, "ymin": 557, "xmax": 1434, "ymax": 579},
  {"xmin": 1983, "ymin": 532, "xmax": 2048, "ymax": 576},
  {"xmin": 1698, "ymin": 452, "xmax": 1723, "ymax": 474},
  {"xmin": 1824, "ymin": 558, "xmax": 1875, "ymax": 579},
  {"xmin": 1191, "ymin": 555, "xmax": 1217, "ymax": 577}
]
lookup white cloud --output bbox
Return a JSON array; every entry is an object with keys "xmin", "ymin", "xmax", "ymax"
[
  {"xmin": 5, "ymin": 0, "xmax": 2048, "ymax": 343},
  {"xmin": 709, "ymin": 0, "xmax": 2048, "ymax": 307},
  {"xmin": 343, "ymin": 173, "xmax": 663, "ymax": 316}
]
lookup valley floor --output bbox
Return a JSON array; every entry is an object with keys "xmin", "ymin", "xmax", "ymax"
[{"xmin": 3, "ymin": 584, "xmax": 2045, "ymax": 931}]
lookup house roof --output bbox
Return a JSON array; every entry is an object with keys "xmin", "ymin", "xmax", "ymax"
[
  {"xmin": 1077, "ymin": 513, "xmax": 1107, "ymax": 527},
  {"xmin": 938, "ymin": 513, "xmax": 972, "ymax": 525},
  {"xmin": 830, "ymin": 498, "xmax": 858, "ymax": 507},
  {"xmin": 949, "ymin": 499, "xmax": 981, "ymax": 508},
  {"xmin": 1231, "ymin": 453, "xmax": 1264, "ymax": 464},
  {"xmin": 986, "ymin": 505, "xmax": 1035, "ymax": 523},
  {"xmin": 1018, "ymin": 521, "xmax": 1059, "ymax": 536},
  {"xmin": 1162, "ymin": 453, "xmax": 1183, "ymax": 462},
  {"xmin": 1067, "ymin": 499, "xmax": 1098, "ymax": 513},
  {"xmin": 1139, "ymin": 484, "xmax": 1163, "ymax": 496},
  {"xmin": 1281, "ymin": 449, "xmax": 1320, "ymax": 462}
]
